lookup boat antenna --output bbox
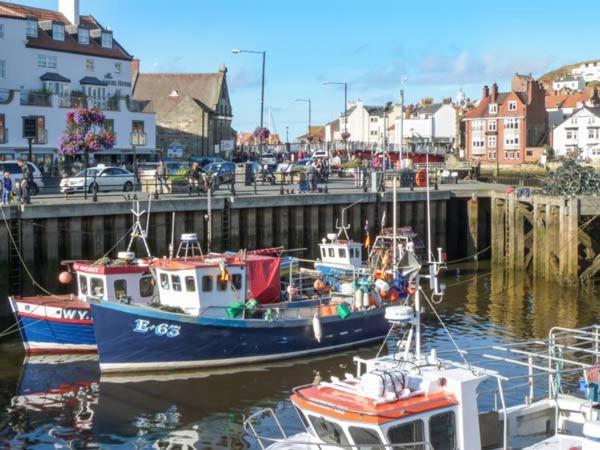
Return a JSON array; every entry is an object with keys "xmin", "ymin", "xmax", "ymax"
[
  {"xmin": 169, "ymin": 211, "xmax": 176, "ymax": 258},
  {"xmin": 127, "ymin": 201, "xmax": 152, "ymax": 257},
  {"xmin": 336, "ymin": 201, "xmax": 361, "ymax": 240},
  {"xmin": 207, "ymin": 185, "xmax": 213, "ymax": 253},
  {"xmin": 425, "ymin": 144, "xmax": 433, "ymax": 263}
]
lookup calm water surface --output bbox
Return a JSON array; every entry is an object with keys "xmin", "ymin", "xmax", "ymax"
[{"xmin": 0, "ymin": 261, "xmax": 599, "ymax": 449}]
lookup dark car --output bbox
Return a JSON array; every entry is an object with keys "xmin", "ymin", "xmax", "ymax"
[
  {"xmin": 203, "ymin": 162, "xmax": 236, "ymax": 185},
  {"xmin": 189, "ymin": 156, "xmax": 225, "ymax": 169}
]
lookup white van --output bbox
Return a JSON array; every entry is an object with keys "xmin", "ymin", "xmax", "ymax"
[{"xmin": 0, "ymin": 161, "xmax": 45, "ymax": 195}]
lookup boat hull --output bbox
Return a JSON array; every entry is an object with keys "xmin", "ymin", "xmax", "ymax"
[
  {"xmin": 90, "ymin": 300, "xmax": 389, "ymax": 373},
  {"xmin": 9, "ymin": 296, "xmax": 96, "ymax": 354}
]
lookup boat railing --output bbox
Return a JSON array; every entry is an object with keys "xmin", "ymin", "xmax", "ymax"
[{"xmin": 243, "ymin": 407, "xmax": 435, "ymax": 450}]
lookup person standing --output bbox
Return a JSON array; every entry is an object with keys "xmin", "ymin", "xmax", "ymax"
[
  {"xmin": 306, "ymin": 162, "xmax": 317, "ymax": 192},
  {"xmin": 17, "ymin": 159, "xmax": 32, "ymax": 205},
  {"xmin": 2, "ymin": 172, "xmax": 11, "ymax": 205},
  {"xmin": 188, "ymin": 162, "xmax": 201, "ymax": 196},
  {"xmin": 157, "ymin": 160, "xmax": 170, "ymax": 193}
]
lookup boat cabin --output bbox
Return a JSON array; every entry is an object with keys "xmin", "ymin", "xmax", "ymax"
[
  {"xmin": 73, "ymin": 254, "xmax": 153, "ymax": 305},
  {"xmin": 152, "ymin": 253, "xmax": 280, "ymax": 316},
  {"xmin": 317, "ymin": 233, "xmax": 363, "ymax": 272}
]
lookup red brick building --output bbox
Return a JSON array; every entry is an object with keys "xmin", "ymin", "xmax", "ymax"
[{"xmin": 463, "ymin": 76, "xmax": 548, "ymax": 164}]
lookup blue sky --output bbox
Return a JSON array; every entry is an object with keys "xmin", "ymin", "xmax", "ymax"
[{"xmin": 22, "ymin": 0, "xmax": 600, "ymax": 139}]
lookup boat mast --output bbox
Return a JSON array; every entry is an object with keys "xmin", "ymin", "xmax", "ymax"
[
  {"xmin": 425, "ymin": 147, "xmax": 432, "ymax": 263},
  {"xmin": 126, "ymin": 200, "xmax": 152, "ymax": 257},
  {"xmin": 392, "ymin": 173, "xmax": 398, "ymax": 276},
  {"xmin": 337, "ymin": 200, "xmax": 361, "ymax": 240},
  {"xmin": 207, "ymin": 186, "xmax": 212, "ymax": 253}
]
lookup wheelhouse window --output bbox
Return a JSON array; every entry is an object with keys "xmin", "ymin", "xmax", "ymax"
[
  {"xmin": 160, "ymin": 273, "xmax": 169, "ymax": 289},
  {"xmin": 388, "ymin": 419, "xmax": 424, "ymax": 449},
  {"xmin": 185, "ymin": 276, "xmax": 196, "ymax": 292},
  {"xmin": 52, "ymin": 23, "xmax": 64, "ymax": 41},
  {"xmin": 328, "ymin": 248, "xmax": 334, "ymax": 257},
  {"xmin": 348, "ymin": 426, "xmax": 383, "ymax": 446},
  {"xmin": 308, "ymin": 416, "xmax": 350, "ymax": 446},
  {"xmin": 171, "ymin": 275, "xmax": 182, "ymax": 292},
  {"xmin": 338, "ymin": 248, "xmax": 346, "ymax": 258},
  {"xmin": 202, "ymin": 275, "xmax": 213, "ymax": 292},
  {"xmin": 231, "ymin": 274, "xmax": 242, "ymax": 290},
  {"xmin": 294, "ymin": 407, "xmax": 310, "ymax": 430},
  {"xmin": 114, "ymin": 279, "xmax": 127, "ymax": 299},
  {"xmin": 429, "ymin": 411, "xmax": 456, "ymax": 450},
  {"xmin": 140, "ymin": 276, "xmax": 154, "ymax": 297},
  {"xmin": 217, "ymin": 276, "xmax": 228, "ymax": 291},
  {"xmin": 26, "ymin": 18, "xmax": 38, "ymax": 38},
  {"xmin": 90, "ymin": 277, "xmax": 105, "ymax": 297},
  {"xmin": 321, "ymin": 248, "xmax": 326, "ymax": 258},
  {"xmin": 78, "ymin": 274, "xmax": 88, "ymax": 295}
]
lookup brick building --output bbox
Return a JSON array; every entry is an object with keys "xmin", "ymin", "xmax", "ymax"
[
  {"xmin": 463, "ymin": 76, "xmax": 548, "ymax": 164},
  {"xmin": 132, "ymin": 64, "xmax": 233, "ymax": 157}
]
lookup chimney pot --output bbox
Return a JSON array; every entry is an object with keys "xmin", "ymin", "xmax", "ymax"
[
  {"xmin": 491, "ymin": 83, "xmax": 498, "ymax": 102},
  {"xmin": 58, "ymin": 0, "xmax": 79, "ymax": 26},
  {"xmin": 482, "ymin": 85, "xmax": 490, "ymax": 99}
]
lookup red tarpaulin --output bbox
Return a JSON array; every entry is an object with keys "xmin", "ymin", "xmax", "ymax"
[{"xmin": 246, "ymin": 255, "xmax": 281, "ymax": 304}]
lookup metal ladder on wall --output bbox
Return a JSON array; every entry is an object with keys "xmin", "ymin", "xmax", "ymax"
[
  {"xmin": 7, "ymin": 206, "xmax": 23, "ymax": 295},
  {"xmin": 222, "ymin": 198, "xmax": 231, "ymax": 251}
]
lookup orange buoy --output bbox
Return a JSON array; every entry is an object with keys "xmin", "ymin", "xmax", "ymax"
[
  {"xmin": 58, "ymin": 271, "xmax": 72, "ymax": 285},
  {"xmin": 407, "ymin": 286, "xmax": 416, "ymax": 295},
  {"xmin": 415, "ymin": 169, "xmax": 427, "ymax": 187},
  {"xmin": 390, "ymin": 290, "xmax": 399, "ymax": 302}
]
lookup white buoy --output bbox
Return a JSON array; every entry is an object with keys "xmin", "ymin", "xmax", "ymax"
[
  {"xmin": 312, "ymin": 314, "xmax": 322, "ymax": 343},
  {"xmin": 354, "ymin": 290, "xmax": 363, "ymax": 310}
]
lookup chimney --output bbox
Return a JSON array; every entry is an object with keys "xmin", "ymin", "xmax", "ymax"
[
  {"xmin": 491, "ymin": 83, "xmax": 498, "ymax": 103},
  {"xmin": 482, "ymin": 85, "xmax": 489, "ymax": 100},
  {"xmin": 527, "ymin": 80, "xmax": 533, "ymax": 105},
  {"xmin": 131, "ymin": 58, "xmax": 140, "ymax": 88},
  {"xmin": 59, "ymin": 0, "xmax": 79, "ymax": 26}
]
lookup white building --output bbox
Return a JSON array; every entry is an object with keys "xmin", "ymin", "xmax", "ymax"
[
  {"xmin": 552, "ymin": 106, "xmax": 600, "ymax": 159},
  {"xmin": 393, "ymin": 103, "xmax": 457, "ymax": 149},
  {"xmin": 552, "ymin": 76, "xmax": 585, "ymax": 92},
  {"xmin": 0, "ymin": 0, "xmax": 155, "ymax": 171},
  {"xmin": 572, "ymin": 61, "xmax": 600, "ymax": 83},
  {"xmin": 344, "ymin": 101, "xmax": 388, "ymax": 145}
]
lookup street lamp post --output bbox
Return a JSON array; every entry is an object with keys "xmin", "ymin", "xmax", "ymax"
[
  {"xmin": 324, "ymin": 81, "xmax": 347, "ymax": 156},
  {"xmin": 232, "ymin": 48, "xmax": 266, "ymax": 156}
]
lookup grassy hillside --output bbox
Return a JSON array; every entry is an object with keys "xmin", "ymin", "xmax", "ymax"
[{"xmin": 538, "ymin": 59, "xmax": 600, "ymax": 81}]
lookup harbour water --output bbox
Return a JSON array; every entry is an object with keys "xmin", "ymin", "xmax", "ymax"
[{"xmin": 0, "ymin": 261, "xmax": 598, "ymax": 449}]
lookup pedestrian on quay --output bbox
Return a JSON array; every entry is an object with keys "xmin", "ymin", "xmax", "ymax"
[
  {"xmin": 157, "ymin": 159, "xmax": 170, "ymax": 194},
  {"xmin": 17, "ymin": 159, "xmax": 32, "ymax": 205},
  {"xmin": 2, "ymin": 172, "xmax": 12, "ymax": 205},
  {"xmin": 306, "ymin": 162, "xmax": 317, "ymax": 192},
  {"xmin": 188, "ymin": 162, "xmax": 201, "ymax": 196}
]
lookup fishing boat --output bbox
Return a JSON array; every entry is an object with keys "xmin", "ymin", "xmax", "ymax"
[{"xmin": 244, "ymin": 256, "xmax": 600, "ymax": 449}]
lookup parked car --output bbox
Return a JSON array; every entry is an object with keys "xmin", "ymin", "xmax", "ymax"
[
  {"xmin": 0, "ymin": 161, "xmax": 45, "ymax": 195},
  {"xmin": 259, "ymin": 153, "xmax": 277, "ymax": 165},
  {"xmin": 189, "ymin": 156, "xmax": 225, "ymax": 169},
  {"xmin": 137, "ymin": 162, "xmax": 159, "ymax": 180},
  {"xmin": 60, "ymin": 165, "xmax": 135, "ymax": 194},
  {"xmin": 203, "ymin": 161, "xmax": 236, "ymax": 185},
  {"xmin": 311, "ymin": 149, "xmax": 329, "ymax": 159}
]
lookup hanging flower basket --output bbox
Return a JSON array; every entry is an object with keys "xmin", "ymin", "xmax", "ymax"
[
  {"xmin": 58, "ymin": 108, "xmax": 115, "ymax": 156},
  {"xmin": 341, "ymin": 131, "xmax": 351, "ymax": 141}
]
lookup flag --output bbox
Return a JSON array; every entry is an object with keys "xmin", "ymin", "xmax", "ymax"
[{"xmin": 364, "ymin": 220, "xmax": 371, "ymax": 248}]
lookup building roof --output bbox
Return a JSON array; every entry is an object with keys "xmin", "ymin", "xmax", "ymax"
[
  {"xmin": 80, "ymin": 76, "xmax": 107, "ymax": 86},
  {"xmin": 0, "ymin": 1, "xmax": 132, "ymax": 61},
  {"xmin": 40, "ymin": 72, "xmax": 70, "ymax": 82},
  {"xmin": 556, "ymin": 106, "xmax": 600, "ymax": 128},
  {"xmin": 463, "ymin": 92, "xmax": 518, "ymax": 119},
  {"xmin": 545, "ymin": 87, "xmax": 595, "ymax": 109},
  {"xmin": 132, "ymin": 73, "xmax": 226, "ymax": 114},
  {"xmin": 413, "ymin": 103, "xmax": 443, "ymax": 116},
  {"xmin": 364, "ymin": 105, "xmax": 385, "ymax": 117}
]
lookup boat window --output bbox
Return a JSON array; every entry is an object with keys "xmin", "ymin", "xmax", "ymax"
[
  {"xmin": 185, "ymin": 276, "xmax": 196, "ymax": 292},
  {"xmin": 140, "ymin": 276, "xmax": 154, "ymax": 297},
  {"xmin": 294, "ymin": 407, "xmax": 310, "ymax": 430},
  {"xmin": 114, "ymin": 279, "xmax": 127, "ymax": 299},
  {"xmin": 348, "ymin": 426, "xmax": 383, "ymax": 446},
  {"xmin": 160, "ymin": 273, "xmax": 169, "ymax": 290},
  {"xmin": 202, "ymin": 275, "xmax": 213, "ymax": 292},
  {"xmin": 349, "ymin": 248, "xmax": 354, "ymax": 258},
  {"xmin": 231, "ymin": 274, "xmax": 242, "ymax": 290},
  {"xmin": 429, "ymin": 411, "xmax": 456, "ymax": 450},
  {"xmin": 387, "ymin": 419, "xmax": 424, "ymax": 449},
  {"xmin": 78, "ymin": 274, "xmax": 88, "ymax": 295},
  {"xmin": 171, "ymin": 275, "xmax": 182, "ymax": 292},
  {"xmin": 217, "ymin": 275, "xmax": 228, "ymax": 291},
  {"xmin": 328, "ymin": 248, "xmax": 334, "ymax": 257},
  {"xmin": 338, "ymin": 248, "xmax": 347, "ymax": 258},
  {"xmin": 321, "ymin": 248, "xmax": 326, "ymax": 258},
  {"xmin": 308, "ymin": 416, "xmax": 350, "ymax": 446},
  {"xmin": 90, "ymin": 277, "xmax": 105, "ymax": 297}
]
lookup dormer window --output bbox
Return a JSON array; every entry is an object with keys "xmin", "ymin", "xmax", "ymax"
[
  {"xmin": 52, "ymin": 23, "xmax": 64, "ymax": 41},
  {"xmin": 78, "ymin": 27, "xmax": 89, "ymax": 45},
  {"xmin": 101, "ymin": 32, "xmax": 112, "ymax": 48},
  {"xmin": 26, "ymin": 18, "xmax": 38, "ymax": 38},
  {"xmin": 489, "ymin": 104, "xmax": 497, "ymax": 114}
]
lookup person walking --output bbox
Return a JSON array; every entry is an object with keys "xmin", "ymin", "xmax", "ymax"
[
  {"xmin": 188, "ymin": 162, "xmax": 201, "ymax": 196},
  {"xmin": 17, "ymin": 159, "xmax": 32, "ymax": 205},
  {"xmin": 157, "ymin": 160, "xmax": 170, "ymax": 194},
  {"xmin": 2, "ymin": 172, "xmax": 11, "ymax": 205}
]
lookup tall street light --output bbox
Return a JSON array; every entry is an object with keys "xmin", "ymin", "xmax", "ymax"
[
  {"xmin": 232, "ymin": 48, "xmax": 266, "ymax": 153},
  {"xmin": 295, "ymin": 98, "xmax": 311, "ymax": 138},
  {"xmin": 324, "ymin": 81, "xmax": 347, "ymax": 156}
]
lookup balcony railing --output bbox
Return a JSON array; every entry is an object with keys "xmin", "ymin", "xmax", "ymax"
[
  {"xmin": 0, "ymin": 128, "xmax": 7, "ymax": 144},
  {"xmin": 20, "ymin": 90, "xmax": 52, "ymax": 107},
  {"xmin": 131, "ymin": 132, "xmax": 147, "ymax": 146},
  {"xmin": 59, "ymin": 94, "xmax": 88, "ymax": 109}
]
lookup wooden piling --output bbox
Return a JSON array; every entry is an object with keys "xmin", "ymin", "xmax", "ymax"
[{"xmin": 467, "ymin": 195, "xmax": 479, "ymax": 257}]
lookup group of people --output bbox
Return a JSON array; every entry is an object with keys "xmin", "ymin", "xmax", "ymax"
[{"xmin": 1, "ymin": 159, "xmax": 33, "ymax": 206}]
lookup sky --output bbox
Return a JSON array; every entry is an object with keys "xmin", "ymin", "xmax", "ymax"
[{"xmin": 16, "ymin": 0, "xmax": 600, "ymax": 140}]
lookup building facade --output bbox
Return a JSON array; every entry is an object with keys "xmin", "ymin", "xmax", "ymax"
[
  {"xmin": 132, "ymin": 67, "xmax": 234, "ymax": 157},
  {"xmin": 0, "ymin": 0, "xmax": 156, "ymax": 170},
  {"xmin": 552, "ymin": 76, "xmax": 585, "ymax": 92},
  {"xmin": 463, "ymin": 78, "xmax": 548, "ymax": 165},
  {"xmin": 393, "ymin": 103, "xmax": 457, "ymax": 150},
  {"xmin": 343, "ymin": 101, "xmax": 387, "ymax": 144},
  {"xmin": 572, "ymin": 61, "xmax": 600, "ymax": 83},
  {"xmin": 552, "ymin": 106, "xmax": 600, "ymax": 160}
]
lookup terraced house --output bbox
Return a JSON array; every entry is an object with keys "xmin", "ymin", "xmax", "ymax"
[
  {"xmin": 0, "ymin": 0, "xmax": 156, "ymax": 171},
  {"xmin": 463, "ymin": 75, "xmax": 548, "ymax": 165}
]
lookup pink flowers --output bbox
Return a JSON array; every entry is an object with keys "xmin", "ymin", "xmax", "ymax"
[
  {"xmin": 58, "ymin": 108, "xmax": 114, "ymax": 156},
  {"xmin": 253, "ymin": 127, "xmax": 270, "ymax": 141},
  {"xmin": 341, "ymin": 131, "xmax": 351, "ymax": 141}
]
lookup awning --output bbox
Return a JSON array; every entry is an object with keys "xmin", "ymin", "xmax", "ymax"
[
  {"xmin": 40, "ymin": 72, "xmax": 71, "ymax": 82},
  {"xmin": 79, "ymin": 76, "xmax": 108, "ymax": 86}
]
